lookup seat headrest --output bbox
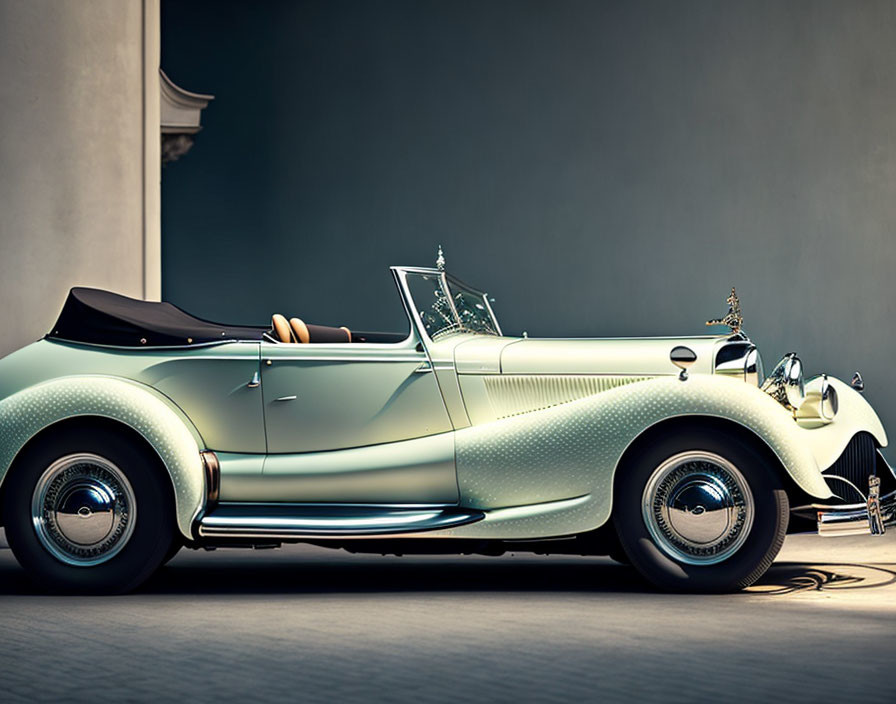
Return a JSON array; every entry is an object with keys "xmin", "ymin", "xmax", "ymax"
[
  {"xmin": 271, "ymin": 314, "xmax": 292, "ymax": 343},
  {"xmin": 289, "ymin": 318, "xmax": 310, "ymax": 344}
]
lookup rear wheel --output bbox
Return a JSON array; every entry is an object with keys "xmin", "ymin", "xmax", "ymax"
[
  {"xmin": 613, "ymin": 427, "xmax": 789, "ymax": 592},
  {"xmin": 2, "ymin": 426, "xmax": 175, "ymax": 594}
]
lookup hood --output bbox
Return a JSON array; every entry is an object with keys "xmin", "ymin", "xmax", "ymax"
[{"xmin": 453, "ymin": 335, "xmax": 727, "ymax": 376}]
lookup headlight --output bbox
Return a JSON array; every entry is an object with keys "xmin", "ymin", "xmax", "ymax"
[
  {"xmin": 761, "ymin": 352, "xmax": 804, "ymax": 410},
  {"xmin": 714, "ymin": 341, "xmax": 763, "ymax": 386},
  {"xmin": 796, "ymin": 374, "xmax": 839, "ymax": 425},
  {"xmin": 745, "ymin": 347, "xmax": 763, "ymax": 387},
  {"xmin": 820, "ymin": 378, "xmax": 838, "ymax": 419}
]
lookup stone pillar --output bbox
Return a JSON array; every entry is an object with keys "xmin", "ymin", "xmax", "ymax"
[{"xmin": 0, "ymin": 0, "xmax": 161, "ymax": 358}]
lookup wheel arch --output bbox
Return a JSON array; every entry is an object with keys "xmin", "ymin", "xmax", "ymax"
[
  {"xmin": 0, "ymin": 376, "xmax": 207, "ymax": 538},
  {"xmin": 0, "ymin": 416, "xmax": 176, "ymax": 526},
  {"xmin": 612, "ymin": 415, "xmax": 806, "ymax": 506},
  {"xmin": 450, "ymin": 375, "xmax": 833, "ymax": 541}
]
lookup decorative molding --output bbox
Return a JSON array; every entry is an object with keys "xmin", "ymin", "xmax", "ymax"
[
  {"xmin": 161, "ymin": 133, "xmax": 196, "ymax": 164},
  {"xmin": 160, "ymin": 69, "xmax": 214, "ymax": 165}
]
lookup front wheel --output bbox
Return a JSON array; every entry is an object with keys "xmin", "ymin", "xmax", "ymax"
[
  {"xmin": 613, "ymin": 427, "xmax": 789, "ymax": 592},
  {"xmin": 2, "ymin": 426, "xmax": 175, "ymax": 594}
]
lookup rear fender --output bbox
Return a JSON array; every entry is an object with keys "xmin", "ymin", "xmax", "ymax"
[{"xmin": 0, "ymin": 375, "xmax": 206, "ymax": 538}]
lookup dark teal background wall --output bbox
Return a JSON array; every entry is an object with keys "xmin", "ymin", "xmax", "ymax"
[{"xmin": 162, "ymin": 1, "xmax": 896, "ymax": 440}]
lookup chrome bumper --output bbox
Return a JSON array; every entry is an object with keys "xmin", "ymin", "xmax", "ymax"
[{"xmin": 808, "ymin": 484, "xmax": 896, "ymax": 537}]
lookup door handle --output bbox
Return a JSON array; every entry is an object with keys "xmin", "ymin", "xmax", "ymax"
[
  {"xmin": 247, "ymin": 371, "xmax": 260, "ymax": 388},
  {"xmin": 414, "ymin": 361, "xmax": 433, "ymax": 373},
  {"xmin": 274, "ymin": 395, "xmax": 297, "ymax": 402}
]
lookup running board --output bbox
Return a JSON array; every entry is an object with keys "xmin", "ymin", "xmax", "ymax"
[{"xmin": 197, "ymin": 504, "xmax": 485, "ymax": 540}]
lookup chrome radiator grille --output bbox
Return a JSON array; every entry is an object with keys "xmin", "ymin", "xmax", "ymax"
[{"xmin": 823, "ymin": 432, "xmax": 877, "ymax": 502}]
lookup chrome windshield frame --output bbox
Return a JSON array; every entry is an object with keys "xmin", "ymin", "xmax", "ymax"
[
  {"xmin": 445, "ymin": 272, "xmax": 504, "ymax": 337},
  {"xmin": 391, "ymin": 266, "xmax": 502, "ymax": 344}
]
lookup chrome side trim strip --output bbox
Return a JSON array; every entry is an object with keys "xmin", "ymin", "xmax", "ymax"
[
  {"xmin": 197, "ymin": 504, "xmax": 485, "ymax": 539},
  {"xmin": 262, "ymin": 355, "xmax": 426, "ymax": 363},
  {"xmin": 216, "ymin": 501, "xmax": 455, "ymax": 509}
]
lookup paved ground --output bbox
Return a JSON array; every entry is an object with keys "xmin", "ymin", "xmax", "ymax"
[{"xmin": 0, "ymin": 530, "xmax": 894, "ymax": 704}]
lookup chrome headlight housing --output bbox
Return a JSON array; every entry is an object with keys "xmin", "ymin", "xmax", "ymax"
[
  {"xmin": 744, "ymin": 347, "xmax": 763, "ymax": 387},
  {"xmin": 761, "ymin": 352, "xmax": 804, "ymax": 410},
  {"xmin": 796, "ymin": 374, "xmax": 839, "ymax": 426},
  {"xmin": 714, "ymin": 340, "xmax": 763, "ymax": 386}
]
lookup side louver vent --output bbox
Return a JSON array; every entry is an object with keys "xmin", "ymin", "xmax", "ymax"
[{"xmin": 483, "ymin": 375, "xmax": 650, "ymax": 419}]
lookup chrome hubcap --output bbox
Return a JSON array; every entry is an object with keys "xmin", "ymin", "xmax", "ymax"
[
  {"xmin": 642, "ymin": 451, "xmax": 754, "ymax": 565},
  {"xmin": 31, "ymin": 453, "xmax": 136, "ymax": 567}
]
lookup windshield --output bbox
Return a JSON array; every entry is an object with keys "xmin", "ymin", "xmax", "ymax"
[{"xmin": 404, "ymin": 271, "xmax": 501, "ymax": 341}]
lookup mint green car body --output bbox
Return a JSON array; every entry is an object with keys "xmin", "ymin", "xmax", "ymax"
[{"xmin": 0, "ymin": 265, "xmax": 888, "ymax": 551}]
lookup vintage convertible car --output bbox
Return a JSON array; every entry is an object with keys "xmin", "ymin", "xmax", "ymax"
[{"xmin": 0, "ymin": 252, "xmax": 893, "ymax": 593}]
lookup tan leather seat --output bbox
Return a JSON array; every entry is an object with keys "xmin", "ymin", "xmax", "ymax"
[
  {"xmin": 271, "ymin": 314, "xmax": 293, "ymax": 343},
  {"xmin": 289, "ymin": 317, "xmax": 310, "ymax": 344},
  {"xmin": 291, "ymin": 317, "xmax": 352, "ymax": 343},
  {"xmin": 272, "ymin": 313, "xmax": 351, "ymax": 344}
]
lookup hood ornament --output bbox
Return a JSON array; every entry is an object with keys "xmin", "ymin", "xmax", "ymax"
[
  {"xmin": 706, "ymin": 287, "xmax": 743, "ymax": 334},
  {"xmin": 436, "ymin": 245, "xmax": 445, "ymax": 272}
]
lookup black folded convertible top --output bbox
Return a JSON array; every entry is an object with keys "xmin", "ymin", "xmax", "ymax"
[{"xmin": 48, "ymin": 287, "xmax": 265, "ymax": 347}]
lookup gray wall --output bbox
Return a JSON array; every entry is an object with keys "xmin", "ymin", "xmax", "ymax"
[
  {"xmin": 0, "ymin": 0, "xmax": 160, "ymax": 360},
  {"xmin": 161, "ymin": 1, "xmax": 896, "ymax": 443}
]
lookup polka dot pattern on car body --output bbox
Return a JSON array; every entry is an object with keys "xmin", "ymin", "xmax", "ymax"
[
  {"xmin": 444, "ymin": 374, "xmax": 871, "ymax": 540},
  {"xmin": 0, "ymin": 376, "xmax": 205, "ymax": 537}
]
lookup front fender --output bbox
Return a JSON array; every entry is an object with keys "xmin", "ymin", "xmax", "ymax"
[
  {"xmin": 449, "ymin": 374, "xmax": 886, "ymax": 539},
  {"xmin": 797, "ymin": 376, "xmax": 887, "ymax": 470},
  {"xmin": 0, "ymin": 375, "xmax": 207, "ymax": 538}
]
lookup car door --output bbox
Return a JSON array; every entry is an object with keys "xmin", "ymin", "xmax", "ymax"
[
  {"xmin": 138, "ymin": 341, "xmax": 266, "ymax": 453},
  {"xmin": 258, "ymin": 337, "xmax": 457, "ymax": 503},
  {"xmin": 261, "ymin": 339, "xmax": 452, "ymax": 453}
]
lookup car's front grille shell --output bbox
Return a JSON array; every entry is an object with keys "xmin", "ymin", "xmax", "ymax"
[{"xmin": 823, "ymin": 432, "xmax": 877, "ymax": 502}]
